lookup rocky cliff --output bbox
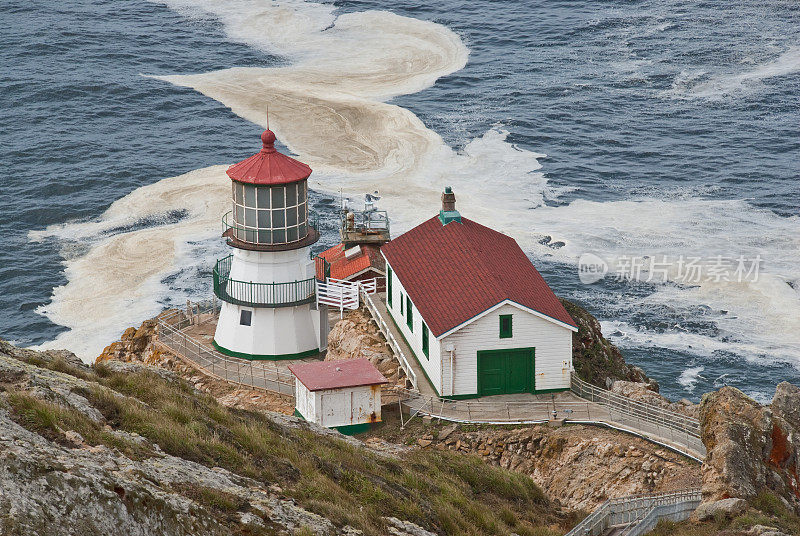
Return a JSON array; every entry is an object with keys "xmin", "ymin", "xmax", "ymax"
[
  {"xmin": 700, "ymin": 383, "xmax": 800, "ymax": 512},
  {"xmin": 325, "ymin": 308, "xmax": 402, "ymax": 387},
  {"xmin": 366, "ymin": 416, "xmax": 700, "ymax": 512},
  {"xmin": 0, "ymin": 340, "xmax": 573, "ymax": 536},
  {"xmin": 559, "ymin": 299, "xmax": 652, "ymax": 389}
]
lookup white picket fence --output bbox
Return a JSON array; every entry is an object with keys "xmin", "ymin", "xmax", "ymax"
[
  {"xmin": 316, "ymin": 277, "xmax": 380, "ymax": 315},
  {"xmin": 317, "ymin": 279, "xmax": 359, "ymax": 312}
]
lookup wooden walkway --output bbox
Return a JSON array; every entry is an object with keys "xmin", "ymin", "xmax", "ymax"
[
  {"xmin": 157, "ymin": 299, "xmax": 705, "ymax": 461},
  {"xmin": 369, "ymin": 293, "xmax": 435, "ymax": 396}
]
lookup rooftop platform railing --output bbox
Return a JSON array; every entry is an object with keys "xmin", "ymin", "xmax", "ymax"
[
  {"xmin": 340, "ymin": 209, "xmax": 390, "ymax": 245},
  {"xmin": 213, "ymin": 255, "xmax": 316, "ymax": 308}
]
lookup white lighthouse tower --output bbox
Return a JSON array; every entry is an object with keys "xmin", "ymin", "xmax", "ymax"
[{"xmin": 212, "ymin": 129, "xmax": 323, "ymax": 360}]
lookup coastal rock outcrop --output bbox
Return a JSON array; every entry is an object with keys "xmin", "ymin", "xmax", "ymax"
[
  {"xmin": 326, "ymin": 308, "xmax": 403, "ymax": 386},
  {"xmin": 0, "ymin": 339, "xmax": 570, "ymax": 536},
  {"xmin": 700, "ymin": 383, "xmax": 800, "ymax": 513},
  {"xmin": 373, "ymin": 420, "xmax": 700, "ymax": 511},
  {"xmin": 95, "ymin": 317, "xmax": 161, "ymax": 365},
  {"xmin": 559, "ymin": 299, "xmax": 650, "ymax": 389}
]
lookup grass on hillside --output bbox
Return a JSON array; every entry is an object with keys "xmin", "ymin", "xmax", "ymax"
[{"xmin": 3, "ymin": 359, "xmax": 578, "ymax": 536}]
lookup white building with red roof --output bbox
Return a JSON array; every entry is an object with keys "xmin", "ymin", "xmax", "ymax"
[
  {"xmin": 288, "ymin": 358, "xmax": 388, "ymax": 434},
  {"xmin": 380, "ymin": 188, "xmax": 578, "ymax": 398}
]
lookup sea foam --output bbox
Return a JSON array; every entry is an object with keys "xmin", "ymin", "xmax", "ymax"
[{"xmin": 32, "ymin": 0, "xmax": 800, "ymax": 376}]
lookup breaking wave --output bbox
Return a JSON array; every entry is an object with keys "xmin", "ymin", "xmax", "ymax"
[{"xmin": 31, "ymin": 0, "xmax": 800, "ymax": 382}]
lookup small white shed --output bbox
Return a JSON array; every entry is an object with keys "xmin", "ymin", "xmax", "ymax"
[{"xmin": 288, "ymin": 358, "xmax": 388, "ymax": 435}]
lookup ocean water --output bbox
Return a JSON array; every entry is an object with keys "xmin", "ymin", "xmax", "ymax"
[{"xmin": 2, "ymin": 0, "xmax": 799, "ymax": 402}]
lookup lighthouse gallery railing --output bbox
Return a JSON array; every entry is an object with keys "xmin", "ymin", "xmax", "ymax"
[{"xmin": 213, "ymin": 255, "xmax": 316, "ymax": 308}]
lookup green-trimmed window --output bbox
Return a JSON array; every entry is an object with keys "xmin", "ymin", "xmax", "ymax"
[
  {"xmin": 422, "ymin": 322, "xmax": 429, "ymax": 358},
  {"xmin": 387, "ymin": 266, "xmax": 393, "ymax": 307},
  {"xmin": 499, "ymin": 314, "xmax": 513, "ymax": 339},
  {"xmin": 400, "ymin": 293, "xmax": 404, "ymax": 315},
  {"xmin": 406, "ymin": 295, "xmax": 413, "ymax": 331}
]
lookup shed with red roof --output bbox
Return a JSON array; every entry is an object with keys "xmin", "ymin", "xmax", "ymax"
[
  {"xmin": 315, "ymin": 243, "xmax": 386, "ymax": 288},
  {"xmin": 288, "ymin": 358, "xmax": 388, "ymax": 434},
  {"xmin": 380, "ymin": 188, "xmax": 577, "ymax": 398}
]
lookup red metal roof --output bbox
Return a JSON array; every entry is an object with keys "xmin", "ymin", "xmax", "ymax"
[
  {"xmin": 318, "ymin": 243, "xmax": 385, "ymax": 280},
  {"xmin": 288, "ymin": 358, "xmax": 388, "ymax": 391},
  {"xmin": 226, "ymin": 130, "xmax": 312, "ymax": 186},
  {"xmin": 380, "ymin": 216, "xmax": 577, "ymax": 337}
]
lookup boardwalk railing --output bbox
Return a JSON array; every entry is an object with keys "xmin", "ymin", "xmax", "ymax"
[
  {"xmin": 397, "ymin": 388, "xmax": 603, "ymax": 423},
  {"xmin": 361, "ymin": 286, "xmax": 418, "ymax": 390},
  {"xmin": 564, "ymin": 489, "xmax": 702, "ymax": 536},
  {"xmin": 156, "ymin": 304, "xmax": 295, "ymax": 396},
  {"xmin": 395, "ymin": 386, "xmax": 704, "ymax": 460},
  {"xmin": 570, "ymin": 376, "xmax": 704, "ymax": 458}
]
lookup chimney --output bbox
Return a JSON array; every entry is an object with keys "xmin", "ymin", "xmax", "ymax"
[
  {"xmin": 439, "ymin": 186, "xmax": 461, "ymax": 225},
  {"xmin": 441, "ymin": 186, "xmax": 456, "ymax": 212}
]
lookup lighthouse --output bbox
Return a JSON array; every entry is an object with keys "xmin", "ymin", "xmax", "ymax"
[{"xmin": 212, "ymin": 129, "xmax": 323, "ymax": 359}]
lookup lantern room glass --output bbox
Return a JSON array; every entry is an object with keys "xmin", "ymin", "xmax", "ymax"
[{"xmin": 231, "ymin": 181, "xmax": 308, "ymax": 245}]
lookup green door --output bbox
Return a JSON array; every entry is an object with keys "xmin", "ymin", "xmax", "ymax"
[
  {"xmin": 478, "ymin": 353, "xmax": 505, "ymax": 396},
  {"xmin": 477, "ymin": 348, "xmax": 534, "ymax": 396}
]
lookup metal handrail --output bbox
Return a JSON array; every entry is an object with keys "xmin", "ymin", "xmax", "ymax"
[
  {"xmin": 155, "ymin": 303, "xmax": 295, "ymax": 396},
  {"xmin": 622, "ymin": 493, "xmax": 702, "ymax": 536},
  {"xmin": 565, "ymin": 489, "xmax": 702, "ymax": 536},
  {"xmin": 213, "ymin": 255, "xmax": 316, "ymax": 308},
  {"xmin": 360, "ymin": 286, "xmax": 418, "ymax": 390},
  {"xmin": 570, "ymin": 376, "xmax": 700, "ymax": 437},
  {"xmin": 392, "ymin": 387, "xmax": 704, "ymax": 460}
]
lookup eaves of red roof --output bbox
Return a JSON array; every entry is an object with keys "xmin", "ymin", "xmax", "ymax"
[
  {"xmin": 288, "ymin": 358, "xmax": 388, "ymax": 391},
  {"xmin": 226, "ymin": 130, "xmax": 312, "ymax": 186},
  {"xmin": 380, "ymin": 216, "xmax": 577, "ymax": 337},
  {"xmin": 319, "ymin": 244, "xmax": 385, "ymax": 280}
]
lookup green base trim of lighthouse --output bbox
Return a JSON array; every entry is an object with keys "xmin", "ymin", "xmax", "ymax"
[
  {"xmin": 293, "ymin": 409, "xmax": 373, "ymax": 435},
  {"xmin": 212, "ymin": 340, "xmax": 320, "ymax": 361}
]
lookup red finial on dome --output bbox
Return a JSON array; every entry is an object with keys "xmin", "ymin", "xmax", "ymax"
[
  {"xmin": 227, "ymin": 130, "xmax": 312, "ymax": 186},
  {"xmin": 260, "ymin": 129, "xmax": 276, "ymax": 152}
]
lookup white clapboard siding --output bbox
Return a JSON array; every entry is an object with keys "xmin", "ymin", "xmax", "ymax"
[
  {"xmin": 296, "ymin": 379, "xmax": 381, "ymax": 428},
  {"xmin": 439, "ymin": 303, "xmax": 573, "ymax": 395},
  {"xmin": 295, "ymin": 378, "xmax": 316, "ymax": 420},
  {"xmin": 317, "ymin": 386, "xmax": 381, "ymax": 428},
  {"xmin": 385, "ymin": 262, "xmax": 443, "ymax": 393}
]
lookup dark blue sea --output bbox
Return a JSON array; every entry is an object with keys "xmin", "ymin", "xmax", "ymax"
[{"xmin": 2, "ymin": 0, "xmax": 799, "ymax": 403}]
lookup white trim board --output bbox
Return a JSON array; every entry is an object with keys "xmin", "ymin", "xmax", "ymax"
[{"xmin": 435, "ymin": 299, "xmax": 578, "ymax": 339}]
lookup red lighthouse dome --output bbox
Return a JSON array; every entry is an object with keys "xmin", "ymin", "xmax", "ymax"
[{"xmin": 226, "ymin": 130, "xmax": 312, "ymax": 185}]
